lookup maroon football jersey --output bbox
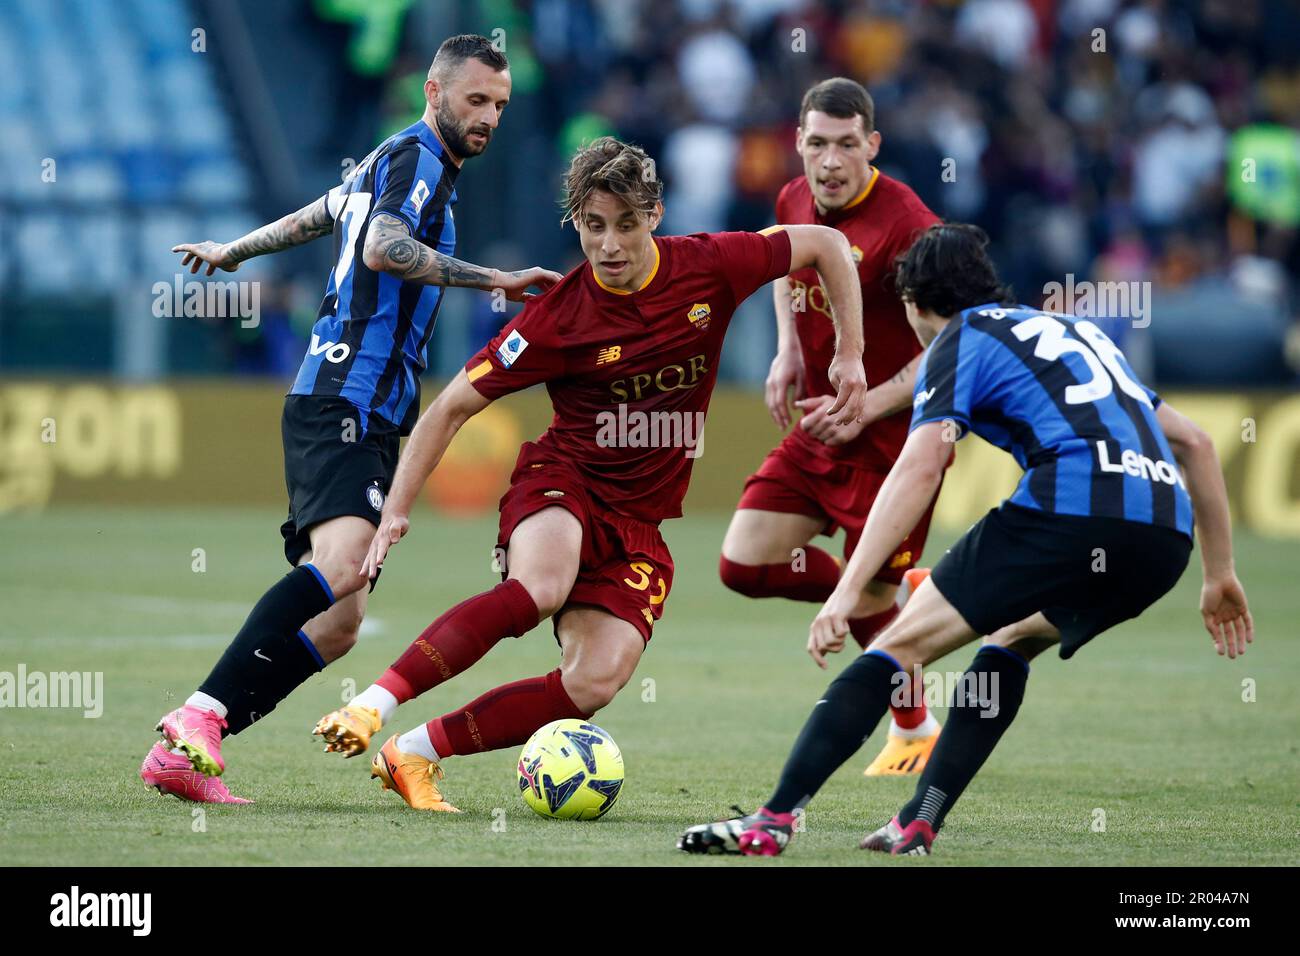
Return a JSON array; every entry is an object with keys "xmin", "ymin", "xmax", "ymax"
[
  {"xmin": 466, "ymin": 230, "xmax": 793, "ymax": 521},
  {"xmin": 776, "ymin": 168, "xmax": 939, "ymax": 471}
]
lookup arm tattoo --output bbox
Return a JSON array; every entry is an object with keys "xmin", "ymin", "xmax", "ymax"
[
  {"xmin": 889, "ymin": 356, "xmax": 921, "ymax": 386},
  {"xmin": 386, "ymin": 239, "xmax": 417, "ymax": 266},
  {"xmin": 225, "ymin": 195, "xmax": 334, "ymax": 263},
  {"xmin": 366, "ymin": 213, "xmax": 497, "ymax": 288}
]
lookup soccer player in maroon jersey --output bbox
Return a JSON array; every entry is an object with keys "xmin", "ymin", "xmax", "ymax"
[
  {"xmin": 311, "ymin": 136, "xmax": 868, "ymax": 810},
  {"xmin": 718, "ymin": 78, "xmax": 945, "ymax": 776}
]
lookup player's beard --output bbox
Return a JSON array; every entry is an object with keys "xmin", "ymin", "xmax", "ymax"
[{"xmin": 436, "ymin": 100, "xmax": 492, "ymax": 159}]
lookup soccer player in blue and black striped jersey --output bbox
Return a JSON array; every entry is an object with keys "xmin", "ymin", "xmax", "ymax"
[
  {"xmin": 680, "ymin": 223, "xmax": 1254, "ymax": 857},
  {"xmin": 140, "ymin": 35, "xmax": 562, "ymax": 802}
]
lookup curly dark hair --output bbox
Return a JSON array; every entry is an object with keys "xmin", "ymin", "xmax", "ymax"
[{"xmin": 893, "ymin": 223, "xmax": 1014, "ymax": 317}]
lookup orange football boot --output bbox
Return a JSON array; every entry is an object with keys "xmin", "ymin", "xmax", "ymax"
[
  {"xmin": 370, "ymin": 735, "xmax": 460, "ymax": 812},
  {"xmin": 863, "ymin": 567, "xmax": 941, "ymax": 776}
]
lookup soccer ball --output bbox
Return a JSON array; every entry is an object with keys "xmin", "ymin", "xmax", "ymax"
[{"xmin": 517, "ymin": 719, "xmax": 624, "ymax": 820}]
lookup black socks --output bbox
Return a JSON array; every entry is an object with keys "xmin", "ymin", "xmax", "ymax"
[
  {"xmin": 198, "ymin": 564, "xmax": 335, "ymax": 735},
  {"xmin": 766, "ymin": 651, "xmax": 900, "ymax": 814},
  {"xmin": 899, "ymin": 645, "xmax": 1029, "ymax": 830}
]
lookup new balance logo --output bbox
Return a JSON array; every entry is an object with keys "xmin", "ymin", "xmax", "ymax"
[{"xmin": 596, "ymin": 345, "xmax": 622, "ymax": 366}]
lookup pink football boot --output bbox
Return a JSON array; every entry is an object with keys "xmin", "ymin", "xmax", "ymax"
[
  {"xmin": 140, "ymin": 742, "xmax": 251, "ymax": 804},
  {"xmin": 156, "ymin": 705, "xmax": 227, "ymax": 776}
]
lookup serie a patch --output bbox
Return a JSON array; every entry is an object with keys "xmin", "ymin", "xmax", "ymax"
[{"xmin": 497, "ymin": 329, "xmax": 529, "ymax": 367}]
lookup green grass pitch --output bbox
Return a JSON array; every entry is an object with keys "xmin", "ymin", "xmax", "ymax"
[{"xmin": 1, "ymin": 506, "xmax": 1296, "ymax": 866}]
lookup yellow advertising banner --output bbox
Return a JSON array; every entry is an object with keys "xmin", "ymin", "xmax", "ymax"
[{"xmin": 1, "ymin": 381, "xmax": 1298, "ymax": 537}]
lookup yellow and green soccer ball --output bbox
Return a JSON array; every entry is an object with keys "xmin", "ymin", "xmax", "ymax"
[{"xmin": 517, "ymin": 719, "xmax": 624, "ymax": 820}]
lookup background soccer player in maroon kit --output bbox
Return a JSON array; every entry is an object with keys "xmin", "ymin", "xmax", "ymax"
[
  {"xmin": 311, "ymin": 137, "xmax": 868, "ymax": 811},
  {"xmin": 718, "ymin": 78, "xmax": 945, "ymax": 776}
]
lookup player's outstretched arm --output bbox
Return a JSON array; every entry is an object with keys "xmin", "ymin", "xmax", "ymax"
[
  {"xmin": 360, "ymin": 370, "xmax": 491, "ymax": 579},
  {"xmin": 362, "ymin": 213, "xmax": 562, "ymax": 301},
  {"xmin": 172, "ymin": 194, "xmax": 335, "ymax": 275},
  {"xmin": 783, "ymin": 224, "xmax": 866, "ymax": 424},
  {"xmin": 1156, "ymin": 401, "xmax": 1254, "ymax": 658},
  {"xmin": 807, "ymin": 421, "xmax": 950, "ymax": 667}
]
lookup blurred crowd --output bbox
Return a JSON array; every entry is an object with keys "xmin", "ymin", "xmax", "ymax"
[
  {"xmin": 347, "ymin": 0, "xmax": 1300, "ymax": 383},
  {"xmin": 4, "ymin": 0, "xmax": 1296, "ymax": 384},
  {"xmin": 515, "ymin": 0, "xmax": 1299, "ymax": 333}
]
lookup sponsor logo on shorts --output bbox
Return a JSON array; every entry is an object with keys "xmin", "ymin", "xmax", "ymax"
[
  {"xmin": 496, "ymin": 329, "xmax": 529, "ymax": 368},
  {"xmin": 889, "ymin": 551, "xmax": 913, "ymax": 569},
  {"xmin": 1095, "ymin": 441, "xmax": 1186, "ymax": 488},
  {"xmin": 366, "ymin": 483, "xmax": 385, "ymax": 511},
  {"xmin": 850, "ymin": 244, "xmax": 864, "ymax": 264}
]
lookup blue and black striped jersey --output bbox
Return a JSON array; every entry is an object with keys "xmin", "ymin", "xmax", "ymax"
[
  {"xmin": 911, "ymin": 303, "xmax": 1194, "ymax": 537},
  {"xmin": 290, "ymin": 119, "xmax": 459, "ymax": 434}
]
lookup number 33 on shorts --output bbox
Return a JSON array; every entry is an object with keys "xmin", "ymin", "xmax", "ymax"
[{"xmin": 623, "ymin": 561, "xmax": 667, "ymax": 627}]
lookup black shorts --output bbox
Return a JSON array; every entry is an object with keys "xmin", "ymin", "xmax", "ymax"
[
  {"xmin": 931, "ymin": 502, "xmax": 1192, "ymax": 659},
  {"xmin": 280, "ymin": 395, "xmax": 400, "ymax": 569}
]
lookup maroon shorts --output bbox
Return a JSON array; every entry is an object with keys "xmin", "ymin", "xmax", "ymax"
[
  {"xmin": 735, "ymin": 434, "xmax": 940, "ymax": 585},
  {"xmin": 497, "ymin": 442, "xmax": 674, "ymax": 642}
]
